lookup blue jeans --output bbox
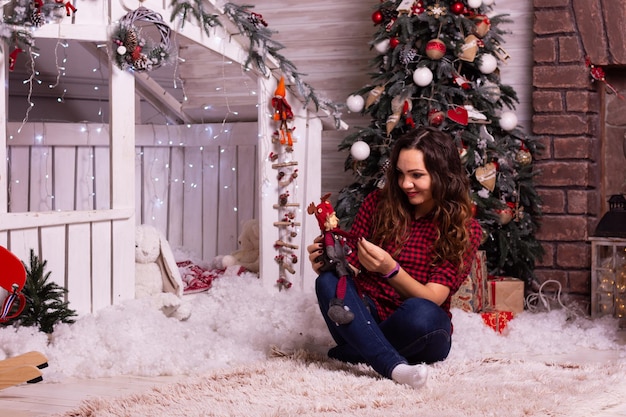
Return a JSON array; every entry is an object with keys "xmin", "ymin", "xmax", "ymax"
[{"xmin": 315, "ymin": 271, "xmax": 452, "ymax": 379}]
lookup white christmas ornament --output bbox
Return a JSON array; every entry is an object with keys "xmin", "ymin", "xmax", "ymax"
[
  {"xmin": 478, "ymin": 54, "xmax": 498, "ymax": 74},
  {"xmin": 499, "ymin": 111, "xmax": 518, "ymax": 131},
  {"xmin": 467, "ymin": 0, "xmax": 482, "ymax": 8},
  {"xmin": 350, "ymin": 141, "xmax": 371, "ymax": 161},
  {"xmin": 413, "ymin": 67, "xmax": 433, "ymax": 87},
  {"xmin": 117, "ymin": 45, "xmax": 127, "ymax": 55},
  {"xmin": 346, "ymin": 95, "xmax": 365, "ymax": 113},
  {"xmin": 374, "ymin": 39, "xmax": 390, "ymax": 54}
]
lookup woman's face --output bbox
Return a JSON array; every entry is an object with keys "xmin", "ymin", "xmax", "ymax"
[{"xmin": 396, "ymin": 149, "xmax": 434, "ymax": 217}]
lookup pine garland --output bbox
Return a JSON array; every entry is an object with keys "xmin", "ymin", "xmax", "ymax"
[{"xmin": 169, "ymin": 1, "xmax": 342, "ymax": 127}]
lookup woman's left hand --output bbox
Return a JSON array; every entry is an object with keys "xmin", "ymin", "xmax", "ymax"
[{"xmin": 356, "ymin": 238, "xmax": 397, "ymax": 276}]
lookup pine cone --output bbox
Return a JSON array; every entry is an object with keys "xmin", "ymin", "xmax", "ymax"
[
  {"xmin": 123, "ymin": 28, "xmax": 138, "ymax": 51},
  {"xmin": 133, "ymin": 55, "xmax": 150, "ymax": 71},
  {"xmin": 30, "ymin": 9, "xmax": 44, "ymax": 27}
]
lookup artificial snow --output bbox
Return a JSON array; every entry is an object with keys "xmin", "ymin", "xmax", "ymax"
[{"xmin": 0, "ymin": 268, "xmax": 624, "ymax": 382}]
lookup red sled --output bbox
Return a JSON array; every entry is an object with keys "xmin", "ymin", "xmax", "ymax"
[{"xmin": 0, "ymin": 246, "xmax": 27, "ymax": 322}]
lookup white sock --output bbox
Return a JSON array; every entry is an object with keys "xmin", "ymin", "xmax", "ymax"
[{"xmin": 391, "ymin": 363, "xmax": 428, "ymax": 389}]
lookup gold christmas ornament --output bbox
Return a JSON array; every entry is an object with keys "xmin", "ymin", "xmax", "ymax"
[{"xmin": 516, "ymin": 148, "xmax": 533, "ymax": 166}]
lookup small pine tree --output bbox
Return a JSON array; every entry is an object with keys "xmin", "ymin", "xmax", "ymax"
[
  {"xmin": 1, "ymin": 250, "xmax": 77, "ymax": 333},
  {"xmin": 336, "ymin": 1, "xmax": 544, "ymax": 284}
]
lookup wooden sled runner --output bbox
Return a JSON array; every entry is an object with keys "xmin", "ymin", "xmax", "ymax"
[{"xmin": 0, "ymin": 351, "xmax": 48, "ymax": 390}]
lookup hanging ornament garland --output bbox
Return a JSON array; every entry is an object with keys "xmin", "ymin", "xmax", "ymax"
[{"xmin": 111, "ymin": 7, "xmax": 172, "ymax": 72}]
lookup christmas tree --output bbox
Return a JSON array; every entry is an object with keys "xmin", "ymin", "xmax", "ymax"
[{"xmin": 335, "ymin": 0, "xmax": 543, "ymax": 284}]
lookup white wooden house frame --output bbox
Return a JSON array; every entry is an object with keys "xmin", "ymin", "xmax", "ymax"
[{"xmin": 0, "ymin": 0, "xmax": 334, "ymax": 315}]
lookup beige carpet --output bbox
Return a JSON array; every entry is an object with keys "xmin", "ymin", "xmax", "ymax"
[{"xmin": 58, "ymin": 350, "xmax": 626, "ymax": 417}]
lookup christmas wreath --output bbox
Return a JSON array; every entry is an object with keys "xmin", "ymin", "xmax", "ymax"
[{"xmin": 111, "ymin": 7, "xmax": 172, "ymax": 72}]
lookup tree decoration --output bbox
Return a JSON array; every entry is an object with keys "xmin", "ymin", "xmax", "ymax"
[
  {"xmin": 372, "ymin": 10, "xmax": 384, "ymax": 25},
  {"xmin": 473, "ymin": 15, "xmax": 491, "ymax": 38},
  {"xmin": 499, "ymin": 111, "xmax": 518, "ymax": 131},
  {"xmin": 426, "ymin": 38, "xmax": 446, "ymax": 60},
  {"xmin": 111, "ymin": 7, "xmax": 172, "ymax": 72},
  {"xmin": 365, "ymin": 85, "xmax": 385, "ymax": 109},
  {"xmin": 428, "ymin": 109, "xmax": 445, "ymax": 126},
  {"xmin": 459, "ymin": 34, "xmax": 480, "ymax": 62},
  {"xmin": 220, "ymin": 3, "xmax": 342, "ymax": 127},
  {"xmin": 374, "ymin": 38, "xmax": 391, "ymax": 54},
  {"xmin": 427, "ymin": 3, "xmax": 447, "ymax": 18},
  {"xmin": 476, "ymin": 162, "xmax": 497, "ymax": 191},
  {"xmin": 350, "ymin": 141, "xmax": 370, "ymax": 161},
  {"xmin": 477, "ymin": 53, "xmax": 498, "ymax": 74},
  {"xmin": 413, "ymin": 66, "xmax": 433, "ymax": 86},
  {"xmin": 515, "ymin": 144, "xmax": 532, "ymax": 166},
  {"xmin": 55, "ymin": 0, "xmax": 76, "ymax": 17},
  {"xmin": 450, "ymin": 1, "xmax": 465, "ymax": 15},
  {"xmin": 346, "ymin": 94, "xmax": 365, "ymax": 113}
]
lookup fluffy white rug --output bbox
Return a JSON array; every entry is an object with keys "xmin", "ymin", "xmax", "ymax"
[{"xmin": 57, "ymin": 349, "xmax": 626, "ymax": 417}]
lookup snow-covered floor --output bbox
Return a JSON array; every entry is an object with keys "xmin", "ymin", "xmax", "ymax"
[{"xmin": 2, "ymin": 268, "xmax": 624, "ymax": 380}]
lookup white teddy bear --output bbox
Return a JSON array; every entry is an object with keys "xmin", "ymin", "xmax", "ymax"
[
  {"xmin": 135, "ymin": 224, "xmax": 191, "ymax": 321},
  {"xmin": 221, "ymin": 219, "xmax": 260, "ymax": 273}
]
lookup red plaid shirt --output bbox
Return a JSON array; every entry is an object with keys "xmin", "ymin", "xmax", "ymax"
[{"xmin": 346, "ymin": 190, "xmax": 482, "ymax": 321}]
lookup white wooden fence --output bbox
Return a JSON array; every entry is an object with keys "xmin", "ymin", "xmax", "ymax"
[{"xmin": 6, "ymin": 122, "xmax": 259, "ymax": 260}]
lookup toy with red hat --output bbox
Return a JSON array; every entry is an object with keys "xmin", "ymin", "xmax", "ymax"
[
  {"xmin": 0, "ymin": 245, "xmax": 27, "ymax": 323},
  {"xmin": 307, "ymin": 194, "xmax": 359, "ymax": 325}
]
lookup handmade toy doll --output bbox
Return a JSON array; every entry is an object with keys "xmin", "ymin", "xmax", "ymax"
[{"xmin": 307, "ymin": 194, "xmax": 358, "ymax": 325}]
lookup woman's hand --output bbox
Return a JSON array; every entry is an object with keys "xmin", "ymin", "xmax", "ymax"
[
  {"xmin": 307, "ymin": 235, "xmax": 324, "ymax": 275},
  {"xmin": 357, "ymin": 238, "xmax": 397, "ymax": 276}
]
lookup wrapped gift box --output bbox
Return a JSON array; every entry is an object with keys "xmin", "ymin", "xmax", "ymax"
[
  {"xmin": 486, "ymin": 276, "xmax": 524, "ymax": 314},
  {"xmin": 481, "ymin": 310, "xmax": 514, "ymax": 334},
  {"xmin": 451, "ymin": 250, "xmax": 488, "ymax": 312}
]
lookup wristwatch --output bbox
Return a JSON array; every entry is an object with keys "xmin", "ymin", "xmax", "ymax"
[{"xmin": 381, "ymin": 262, "xmax": 400, "ymax": 279}]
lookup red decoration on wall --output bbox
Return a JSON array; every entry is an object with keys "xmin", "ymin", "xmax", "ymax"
[{"xmin": 585, "ymin": 56, "xmax": 622, "ymax": 99}]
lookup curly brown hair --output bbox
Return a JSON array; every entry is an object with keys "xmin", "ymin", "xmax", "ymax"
[{"xmin": 370, "ymin": 126, "xmax": 474, "ymax": 268}]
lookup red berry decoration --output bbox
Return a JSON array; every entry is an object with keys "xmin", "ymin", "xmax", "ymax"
[
  {"xmin": 389, "ymin": 37, "xmax": 400, "ymax": 49},
  {"xmin": 450, "ymin": 1, "xmax": 465, "ymax": 14},
  {"xmin": 372, "ymin": 10, "xmax": 384, "ymax": 25}
]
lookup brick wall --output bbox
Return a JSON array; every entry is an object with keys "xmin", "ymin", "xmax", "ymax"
[{"xmin": 532, "ymin": 0, "xmax": 626, "ymax": 309}]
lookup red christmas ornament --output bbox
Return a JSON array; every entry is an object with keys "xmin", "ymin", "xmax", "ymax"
[
  {"xmin": 450, "ymin": 1, "xmax": 465, "ymax": 14},
  {"xmin": 425, "ymin": 39, "xmax": 446, "ymax": 60},
  {"xmin": 372, "ymin": 10, "xmax": 384, "ymax": 25},
  {"xmin": 428, "ymin": 109, "xmax": 444, "ymax": 127},
  {"xmin": 412, "ymin": 1, "xmax": 425, "ymax": 15},
  {"xmin": 585, "ymin": 56, "xmax": 623, "ymax": 99},
  {"xmin": 389, "ymin": 37, "xmax": 400, "ymax": 49}
]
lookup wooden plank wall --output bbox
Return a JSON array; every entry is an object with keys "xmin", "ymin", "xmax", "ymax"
[{"xmin": 6, "ymin": 121, "xmax": 259, "ymax": 262}]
